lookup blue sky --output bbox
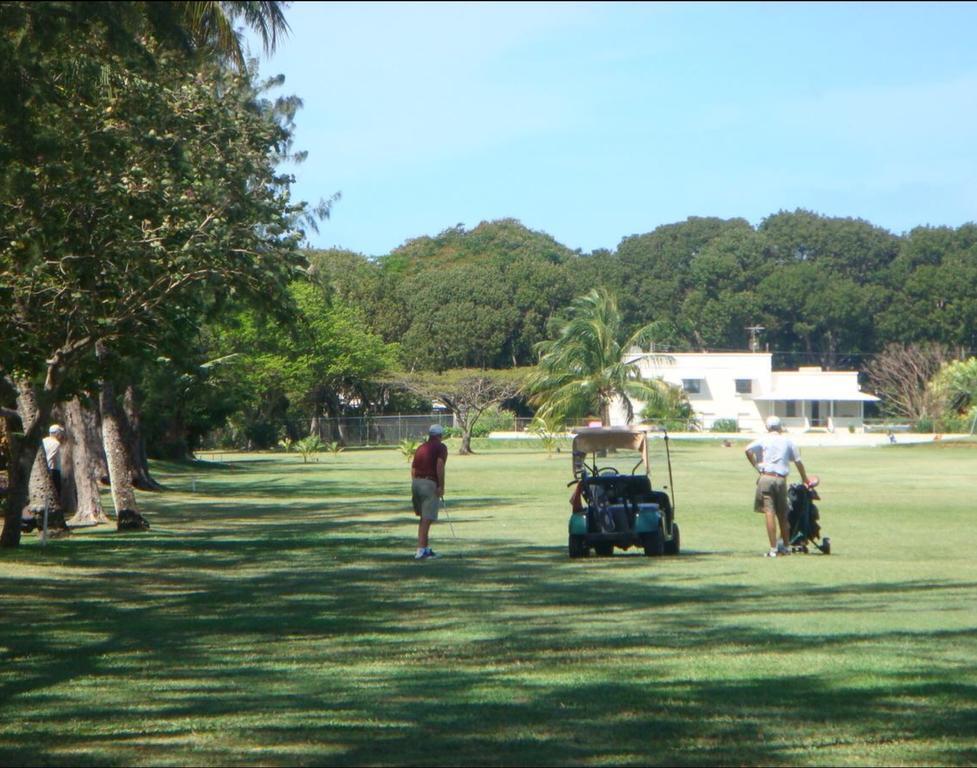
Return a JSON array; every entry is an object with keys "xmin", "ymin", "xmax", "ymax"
[{"xmin": 246, "ymin": 1, "xmax": 977, "ymax": 257}]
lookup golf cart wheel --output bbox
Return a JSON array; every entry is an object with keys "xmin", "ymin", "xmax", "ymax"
[
  {"xmin": 822, "ymin": 537, "xmax": 831, "ymax": 555},
  {"xmin": 664, "ymin": 523, "xmax": 680, "ymax": 556},
  {"xmin": 569, "ymin": 534, "xmax": 588, "ymax": 559},
  {"xmin": 640, "ymin": 530, "xmax": 664, "ymax": 557},
  {"xmin": 594, "ymin": 542, "xmax": 614, "ymax": 557}
]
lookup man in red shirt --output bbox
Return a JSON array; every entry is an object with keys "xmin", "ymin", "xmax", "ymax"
[{"xmin": 411, "ymin": 424, "xmax": 448, "ymax": 559}]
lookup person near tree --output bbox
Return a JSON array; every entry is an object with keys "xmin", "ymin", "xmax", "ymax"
[{"xmin": 42, "ymin": 424, "xmax": 66, "ymax": 501}]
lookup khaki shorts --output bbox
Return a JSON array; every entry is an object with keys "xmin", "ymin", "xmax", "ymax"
[
  {"xmin": 412, "ymin": 478, "xmax": 440, "ymax": 521},
  {"xmin": 754, "ymin": 475, "xmax": 787, "ymax": 517}
]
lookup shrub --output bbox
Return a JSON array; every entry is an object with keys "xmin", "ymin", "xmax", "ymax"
[
  {"xmin": 530, "ymin": 415, "xmax": 564, "ymax": 457},
  {"xmin": 470, "ymin": 406, "xmax": 515, "ymax": 438},
  {"xmin": 641, "ymin": 383, "xmax": 696, "ymax": 432},
  {"xmin": 399, "ymin": 439, "xmax": 420, "ymax": 462},
  {"xmin": 295, "ymin": 436, "xmax": 325, "ymax": 463},
  {"xmin": 711, "ymin": 418, "xmax": 739, "ymax": 433}
]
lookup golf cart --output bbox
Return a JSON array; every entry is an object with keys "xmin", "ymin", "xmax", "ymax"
[{"xmin": 567, "ymin": 426, "xmax": 680, "ymax": 558}]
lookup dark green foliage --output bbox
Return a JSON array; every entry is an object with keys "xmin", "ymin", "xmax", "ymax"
[{"xmin": 307, "ymin": 220, "xmax": 577, "ymax": 371}]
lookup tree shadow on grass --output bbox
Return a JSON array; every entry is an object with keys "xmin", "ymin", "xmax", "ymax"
[
  {"xmin": 4, "ymin": 462, "xmax": 977, "ymax": 766},
  {"xmin": 5, "ymin": 534, "xmax": 977, "ymax": 763}
]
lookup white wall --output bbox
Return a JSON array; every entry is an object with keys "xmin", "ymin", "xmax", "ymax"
[
  {"xmin": 612, "ymin": 352, "xmax": 772, "ymax": 430},
  {"xmin": 611, "ymin": 353, "xmax": 873, "ymax": 432}
]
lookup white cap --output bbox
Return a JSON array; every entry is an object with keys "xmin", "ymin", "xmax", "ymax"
[
  {"xmin": 49, "ymin": 424, "xmax": 64, "ymax": 435},
  {"xmin": 429, "ymin": 424, "xmax": 444, "ymax": 437},
  {"xmin": 765, "ymin": 416, "xmax": 782, "ymax": 432}
]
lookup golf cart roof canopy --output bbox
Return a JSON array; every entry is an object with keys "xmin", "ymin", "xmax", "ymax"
[{"xmin": 572, "ymin": 427, "xmax": 650, "ymax": 454}]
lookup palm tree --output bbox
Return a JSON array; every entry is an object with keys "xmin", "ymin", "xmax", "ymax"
[
  {"xmin": 525, "ymin": 289, "xmax": 673, "ymax": 426},
  {"xmin": 67, "ymin": 2, "xmax": 290, "ymax": 70},
  {"xmin": 171, "ymin": 1, "xmax": 291, "ymax": 68}
]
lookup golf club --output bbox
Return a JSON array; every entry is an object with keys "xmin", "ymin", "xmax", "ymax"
[{"xmin": 441, "ymin": 497, "xmax": 463, "ymax": 557}]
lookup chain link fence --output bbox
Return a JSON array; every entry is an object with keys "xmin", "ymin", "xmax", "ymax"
[
  {"xmin": 302, "ymin": 415, "xmax": 703, "ymax": 446},
  {"xmin": 307, "ymin": 414, "xmax": 455, "ymax": 446}
]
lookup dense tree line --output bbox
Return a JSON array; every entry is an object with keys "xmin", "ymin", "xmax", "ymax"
[
  {"xmin": 307, "ymin": 213, "xmax": 977, "ymax": 373},
  {"xmin": 183, "ymin": 212, "xmax": 973, "ymax": 453}
]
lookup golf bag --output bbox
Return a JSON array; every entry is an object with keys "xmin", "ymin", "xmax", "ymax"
[
  {"xmin": 571, "ymin": 476, "xmax": 626, "ymax": 533},
  {"xmin": 787, "ymin": 483, "xmax": 829, "ymax": 553}
]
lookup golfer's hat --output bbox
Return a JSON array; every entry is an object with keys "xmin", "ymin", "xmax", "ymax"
[{"xmin": 429, "ymin": 424, "xmax": 444, "ymax": 437}]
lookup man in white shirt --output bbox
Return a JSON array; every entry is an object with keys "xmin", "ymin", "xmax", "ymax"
[
  {"xmin": 745, "ymin": 416, "xmax": 811, "ymax": 558},
  {"xmin": 42, "ymin": 424, "xmax": 65, "ymax": 497}
]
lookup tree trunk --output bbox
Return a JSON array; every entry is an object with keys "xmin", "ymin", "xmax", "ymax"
[
  {"xmin": 100, "ymin": 379, "xmax": 138, "ymax": 514},
  {"xmin": 122, "ymin": 385, "xmax": 162, "ymax": 491},
  {"xmin": 90, "ymin": 405, "xmax": 110, "ymax": 485},
  {"xmin": 457, "ymin": 409, "xmax": 474, "ymax": 455},
  {"xmin": 28, "ymin": 441, "xmax": 67, "ymax": 527},
  {"xmin": 63, "ymin": 397, "xmax": 110, "ymax": 527},
  {"xmin": 2, "ymin": 379, "xmax": 56, "ymax": 547},
  {"xmin": 1, "ymin": 410, "xmax": 29, "ymax": 548},
  {"xmin": 323, "ymin": 393, "xmax": 347, "ymax": 446}
]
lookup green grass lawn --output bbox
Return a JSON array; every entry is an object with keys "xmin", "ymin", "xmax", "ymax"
[{"xmin": 1, "ymin": 438, "xmax": 976, "ymax": 766}]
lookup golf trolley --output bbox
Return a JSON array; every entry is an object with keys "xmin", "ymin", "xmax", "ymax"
[
  {"xmin": 567, "ymin": 427, "xmax": 680, "ymax": 558},
  {"xmin": 787, "ymin": 479, "xmax": 830, "ymax": 554}
]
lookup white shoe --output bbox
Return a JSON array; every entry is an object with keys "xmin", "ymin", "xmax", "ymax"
[
  {"xmin": 764, "ymin": 549, "xmax": 778, "ymax": 558},
  {"xmin": 777, "ymin": 543, "xmax": 790, "ymax": 556}
]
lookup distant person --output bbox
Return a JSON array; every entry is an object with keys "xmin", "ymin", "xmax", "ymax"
[
  {"xmin": 411, "ymin": 424, "xmax": 447, "ymax": 560},
  {"xmin": 42, "ymin": 424, "xmax": 66, "ymax": 498},
  {"xmin": 745, "ymin": 416, "xmax": 811, "ymax": 558}
]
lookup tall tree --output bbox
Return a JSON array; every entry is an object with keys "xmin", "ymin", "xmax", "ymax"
[
  {"xmin": 929, "ymin": 357, "xmax": 977, "ymax": 431},
  {"xmin": 865, "ymin": 343, "xmax": 953, "ymax": 423},
  {"xmin": 391, "ymin": 369, "xmax": 526, "ymax": 455},
  {"xmin": 525, "ymin": 289, "xmax": 673, "ymax": 426},
  {"xmin": 0, "ymin": 4, "xmax": 309, "ymax": 544}
]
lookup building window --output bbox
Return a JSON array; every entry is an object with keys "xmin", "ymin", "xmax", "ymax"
[
  {"xmin": 786, "ymin": 400, "xmax": 797, "ymax": 417},
  {"xmin": 735, "ymin": 379, "xmax": 752, "ymax": 394},
  {"xmin": 682, "ymin": 379, "xmax": 701, "ymax": 394}
]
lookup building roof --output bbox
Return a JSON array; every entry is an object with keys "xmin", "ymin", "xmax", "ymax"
[{"xmin": 751, "ymin": 391, "xmax": 879, "ymax": 402}]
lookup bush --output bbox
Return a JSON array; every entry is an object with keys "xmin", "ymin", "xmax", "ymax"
[
  {"xmin": 935, "ymin": 411, "xmax": 974, "ymax": 434},
  {"xmin": 641, "ymin": 383, "xmax": 697, "ymax": 432},
  {"xmin": 641, "ymin": 417, "xmax": 698, "ymax": 432},
  {"xmin": 470, "ymin": 406, "xmax": 516, "ymax": 438},
  {"xmin": 399, "ymin": 439, "xmax": 419, "ymax": 462},
  {"xmin": 711, "ymin": 418, "xmax": 738, "ymax": 433},
  {"xmin": 295, "ymin": 436, "xmax": 325, "ymax": 463}
]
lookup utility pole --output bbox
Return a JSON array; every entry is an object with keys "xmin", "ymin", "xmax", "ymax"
[{"xmin": 746, "ymin": 325, "xmax": 765, "ymax": 353}]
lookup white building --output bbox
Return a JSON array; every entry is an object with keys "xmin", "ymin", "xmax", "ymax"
[{"xmin": 611, "ymin": 351, "xmax": 880, "ymax": 433}]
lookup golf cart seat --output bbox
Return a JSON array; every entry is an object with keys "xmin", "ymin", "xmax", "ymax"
[
  {"xmin": 582, "ymin": 475, "xmax": 664, "ymax": 534},
  {"xmin": 582, "ymin": 474, "xmax": 653, "ymax": 505}
]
